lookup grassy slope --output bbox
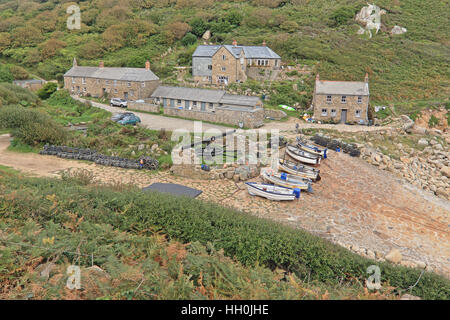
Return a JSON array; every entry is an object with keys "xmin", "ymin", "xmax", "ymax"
[
  {"xmin": 0, "ymin": 0, "xmax": 448, "ymax": 113},
  {"xmin": 0, "ymin": 167, "xmax": 401, "ymax": 300}
]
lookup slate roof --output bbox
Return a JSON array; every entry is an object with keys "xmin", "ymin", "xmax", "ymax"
[
  {"xmin": 152, "ymin": 86, "xmax": 261, "ymax": 107},
  {"xmin": 64, "ymin": 66, "xmax": 159, "ymax": 82},
  {"xmin": 193, "ymin": 45, "xmax": 281, "ymax": 59},
  {"xmin": 220, "ymin": 94, "xmax": 260, "ymax": 107},
  {"xmin": 315, "ymin": 80, "xmax": 369, "ymax": 96},
  {"xmin": 142, "ymin": 183, "xmax": 203, "ymax": 198},
  {"xmin": 151, "ymin": 86, "xmax": 225, "ymax": 103}
]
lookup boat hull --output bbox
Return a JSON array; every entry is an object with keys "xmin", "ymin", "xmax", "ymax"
[
  {"xmin": 246, "ymin": 183, "xmax": 295, "ymax": 201},
  {"xmin": 278, "ymin": 161, "xmax": 320, "ymax": 181},
  {"xmin": 286, "ymin": 146, "xmax": 321, "ymax": 165},
  {"xmin": 262, "ymin": 171, "xmax": 313, "ymax": 192},
  {"xmin": 297, "ymin": 142, "xmax": 327, "ymax": 159}
]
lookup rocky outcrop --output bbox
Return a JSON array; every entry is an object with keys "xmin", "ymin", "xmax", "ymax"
[{"xmin": 391, "ymin": 25, "xmax": 407, "ymax": 35}]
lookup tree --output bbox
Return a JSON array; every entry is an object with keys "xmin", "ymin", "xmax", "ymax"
[
  {"xmin": 330, "ymin": 6, "xmax": 358, "ymax": 27},
  {"xmin": 37, "ymin": 82, "xmax": 58, "ymax": 100},
  {"xmin": 79, "ymin": 41, "xmax": 104, "ymax": 59},
  {"xmin": 12, "ymin": 26, "xmax": 43, "ymax": 47},
  {"xmin": 10, "ymin": 65, "xmax": 29, "ymax": 80},
  {"xmin": 225, "ymin": 11, "xmax": 243, "ymax": 26},
  {"xmin": 189, "ymin": 18, "xmax": 208, "ymax": 37},
  {"xmin": 39, "ymin": 39, "xmax": 67, "ymax": 60},
  {"xmin": 181, "ymin": 33, "xmax": 197, "ymax": 47},
  {"xmin": 280, "ymin": 20, "xmax": 299, "ymax": 33},
  {"xmin": 165, "ymin": 22, "xmax": 191, "ymax": 40}
]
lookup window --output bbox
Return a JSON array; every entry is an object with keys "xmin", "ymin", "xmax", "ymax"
[
  {"xmin": 71, "ymin": 87, "xmax": 74, "ymax": 92},
  {"xmin": 114, "ymin": 89, "xmax": 118, "ymax": 94},
  {"xmin": 209, "ymin": 103, "xmax": 214, "ymax": 108},
  {"xmin": 355, "ymin": 110, "xmax": 361, "ymax": 117},
  {"xmin": 127, "ymin": 82, "xmax": 131, "ymax": 88},
  {"xmin": 221, "ymin": 67, "xmax": 226, "ymax": 71},
  {"xmin": 358, "ymin": 96, "xmax": 362, "ymax": 104},
  {"xmin": 114, "ymin": 80, "xmax": 117, "ymax": 86},
  {"xmin": 321, "ymin": 109, "xmax": 327, "ymax": 116},
  {"xmin": 83, "ymin": 87, "xmax": 86, "ymax": 93},
  {"xmin": 218, "ymin": 76, "xmax": 228, "ymax": 84},
  {"xmin": 341, "ymin": 96, "xmax": 347, "ymax": 103},
  {"xmin": 141, "ymin": 82, "xmax": 145, "ymax": 88},
  {"xmin": 331, "ymin": 109, "xmax": 337, "ymax": 116},
  {"xmin": 130, "ymin": 90, "xmax": 134, "ymax": 97},
  {"xmin": 72, "ymin": 77, "xmax": 75, "ymax": 83},
  {"xmin": 208, "ymin": 76, "xmax": 212, "ymax": 82},
  {"xmin": 177, "ymin": 99, "xmax": 182, "ymax": 104},
  {"xmin": 82, "ymin": 78, "xmax": 86, "ymax": 84},
  {"xmin": 326, "ymin": 95, "xmax": 332, "ymax": 103},
  {"xmin": 193, "ymin": 101, "xmax": 197, "ymax": 107},
  {"xmin": 222, "ymin": 55, "xmax": 226, "ymax": 60},
  {"xmin": 105, "ymin": 80, "xmax": 110, "ymax": 85},
  {"xmin": 208, "ymin": 65, "xmax": 212, "ymax": 70}
]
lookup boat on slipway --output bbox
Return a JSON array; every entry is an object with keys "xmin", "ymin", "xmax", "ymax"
[
  {"xmin": 261, "ymin": 170, "xmax": 313, "ymax": 193},
  {"xmin": 278, "ymin": 159, "xmax": 321, "ymax": 181},
  {"xmin": 285, "ymin": 145, "xmax": 321, "ymax": 165},
  {"xmin": 245, "ymin": 182, "xmax": 298, "ymax": 201}
]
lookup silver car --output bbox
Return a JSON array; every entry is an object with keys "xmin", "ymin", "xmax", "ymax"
[{"xmin": 110, "ymin": 98, "xmax": 128, "ymax": 108}]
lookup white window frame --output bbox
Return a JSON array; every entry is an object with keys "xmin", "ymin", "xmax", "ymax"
[
  {"xmin": 221, "ymin": 67, "xmax": 226, "ymax": 71},
  {"xmin": 82, "ymin": 78, "xmax": 86, "ymax": 85},
  {"xmin": 357, "ymin": 96, "xmax": 362, "ymax": 104},
  {"xmin": 331, "ymin": 109, "xmax": 337, "ymax": 117},
  {"xmin": 326, "ymin": 95, "xmax": 332, "ymax": 103},
  {"xmin": 105, "ymin": 80, "xmax": 110, "ymax": 85},
  {"xmin": 222, "ymin": 55, "xmax": 226, "ymax": 60},
  {"xmin": 83, "ymin": 87, "xmax": 86, "ymax": 93},
  {"xmin": 72, "ymin": 77, "xmax": 75, "ymax": 84},
  {"xmin": 193, "ymin": 101, "xmax": 197, "ymax": 107},
  {"xmin": 208, "ymin": 65, "xmax": 212, "ymax": 70},
  {"xmin": 114, "ymin": 80, "xmax": 117, "ymax": 87},
  {"xmin": 141, "ymin": 82, "xmax": 145, "ymax": 88},
  {"xmin": 341, "ymin": 96, "xmax": 347, "ymax": 103},
  {"xmin": 321, "ymin": 108, "xmax": 328, "ymax": 116},
  {"xmin": 127, "ymin": 82, "xmax": 131, "ymax": 88},
  {"xmin": 355, "ymin": 110, "xmax": 361, "ymax": 118}
]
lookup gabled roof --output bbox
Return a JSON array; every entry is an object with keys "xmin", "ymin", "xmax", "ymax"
[
  {"xmin": 193, "ymin": 44, "xmax": 281, "ymax": 59},
  {"xmin": 151, "ymin": 86, "xmax": 226, "ymax": 103},
  {"xmin": 315, "ymin": 80, "xmax": 369, "ymax": 96},
  {"xmin": 192, "ymin": 45, "xmax": 222, "ymax": 57},
  {"xmin": 64, "ymin": 66, "xmax": 159, "ymax": 82}
]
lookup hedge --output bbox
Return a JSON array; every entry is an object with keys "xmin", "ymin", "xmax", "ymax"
[{"xmin": 1, "ymin": 174, "xmax": 449, "ymax": 300}]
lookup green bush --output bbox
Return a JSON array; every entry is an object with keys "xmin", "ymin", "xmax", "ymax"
[
  {"xmin": 0, "ymin": 106, "xmax": 67, "ymax": 145},
  {"xmin": 2, "ymin": 176, "xmax": 448, "ymax": 300},
  {"xmin": 329, "ymin": 6, "xmax": 358, "ymax": 27},
  {"xmin": 37, "ymin": 82, "xmax": 58, "ymax": 100},
  {"xmin": 0, "ymin": 64, "xmax": 13, "ymax": 83},
  {"xmin": 0, "ymin": 83, "xmax": 39, "ymax": 106},
  {"xmin": 181, "ymin": 33, "xmax": 197, "ymax": 47},
  {"xmin": 189, "ymin": 18, "xmax": 209, "ymax": 37}
]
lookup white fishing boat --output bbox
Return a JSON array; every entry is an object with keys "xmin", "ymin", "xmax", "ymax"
[
  {"xmin": 286, "ymin": 145, "xmax": 321, "ymax": 165},
  {"xmin": 297, "ymin": 138, "xmax": 328, "ymax": 158},
  {"xmin": 261, "ymin": 170, "xmax": 313, "ymax": 192},
  {"xmin": 278, "ymin": 159, "xmax": 321, "ymax": 181},
  {"xmin": 245, "ymin": 182, "xmax": 297, "ymax": 201}
]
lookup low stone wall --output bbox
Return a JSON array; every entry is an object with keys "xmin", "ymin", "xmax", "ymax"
[
  {"xmin": 170, "ymin": 164, "xmax": 260, "ymax": 182},
  {"xmin": 163, "ymin": 107, "xmax": 264, "ymax": 128},
  {"xmin": 128, "ymin": 101, "xmax": 160, "ymax": 113}
]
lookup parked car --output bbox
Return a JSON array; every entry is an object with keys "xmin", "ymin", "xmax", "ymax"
[
  {"xmin": 118, "ymin": 114, "xmax": 141, "ymax": 126},
  {"xmin": 111, "ymin": 112, "xmax": 134, "ymax": 122},
  {"xmin": 110, "ymin": 98, "xmax": 128, "ymax": 108}
]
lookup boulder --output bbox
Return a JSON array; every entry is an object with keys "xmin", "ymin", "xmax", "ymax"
[
  {"xmin": 440, "ymin": 166, "xmax": 450, "ymax": 178},
  {"xmin": 385, "ymin": 249, "xmax": 402, "ymax": 264},
  {"xmin": 390, "ymin": 25, "xmax": 407, "ymax": 35}
]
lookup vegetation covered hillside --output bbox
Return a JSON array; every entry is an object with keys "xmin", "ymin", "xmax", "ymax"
[{"xmin": 0, "ymin": 0, "xmax": 448, "ymax": 111}]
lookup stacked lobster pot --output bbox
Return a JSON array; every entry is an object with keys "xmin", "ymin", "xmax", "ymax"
[{"xmin": 39, "ymin": 145, "xmax": 159, "ymax": 170}]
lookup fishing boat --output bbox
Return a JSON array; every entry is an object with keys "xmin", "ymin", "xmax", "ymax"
[
  {"xmin": 278, "ymin": 159, "xmax": 321, "ymax": 181},
  {"xmin": 285, "ymin": 145, "xmax": 321, "ymax": 165},
  {"xmin": 297, "ymin": 138, "xmax": 328, "ymax": 158},
  {"xmin": 261, "ymin": 170, "xmax": 313, "ymax": 192},
  {"xmin": 245, "ymin": 182, "xmax": 297, "ymax": 201}
]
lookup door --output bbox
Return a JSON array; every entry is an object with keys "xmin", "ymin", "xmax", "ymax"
[
  {"xmin": 124, "ymin": 92, "xmax": 128, "ymax": 100},
  {"xmin": 201, "ymin": 102, "xmax": 206, "ymax": 111},
  {"xmin": 185, "ymin": 100, "xmax": 190, "ymax": 110},
  {"xmin": 163, "ymin": 98, "xmax": 167, "ymax": 107},
  {"xmin": 170, "ymin": 99, "xmax": 175, "ymax": 108},
  {"xmin": 341, "ymin": 109, "xmax": 347, "ymax": 123}
]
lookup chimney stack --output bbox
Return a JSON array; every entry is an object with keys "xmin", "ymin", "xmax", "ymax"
[
  {"xmin": 232, "ymin": 39, "xmax": 237, "ymax": 46},
  {"xmin": 364, "ymin": 72, "xmax": 369, "ymax": 83},
  {"xmin": 99, "ymin": 61, "xmax": 104, "ymax": 68},
  {"xmin": 316, "ymin": 74, "xmax": 320, "ymax": 81},
  {"xmin": 262, "ymin": 40, "xmax": 266, "ymax": 46},
  {"xmin": 145, "ymin": 60, "xmax": 150, "ymax": 70},
  {"xmin": 73, "ymin": 57, "xmax": 78, "ymax": 67}
]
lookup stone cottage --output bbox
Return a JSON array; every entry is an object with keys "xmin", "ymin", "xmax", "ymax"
[
  {"xmin": 151, "ymin": 86, "xmax": 264, "ymax": 128},
  {"xmin": 312, "ymin": 74, "xmax": 370, "ymax": 124},
  {"xmin": 192, "ymin": 41, "xmax": 281, "ymax": 85},
  {"xmin": 13, "ymin": 79, "xmax": 47, "ymax": 91},
  {"xmin": 64, "ymin": 59, "xmax": 160, "ymax": 100}
]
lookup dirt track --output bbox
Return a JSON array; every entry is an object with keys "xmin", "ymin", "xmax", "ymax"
[{"xmin": 1, "ymin": 133, "xmax": 449, "ymax": 277}]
